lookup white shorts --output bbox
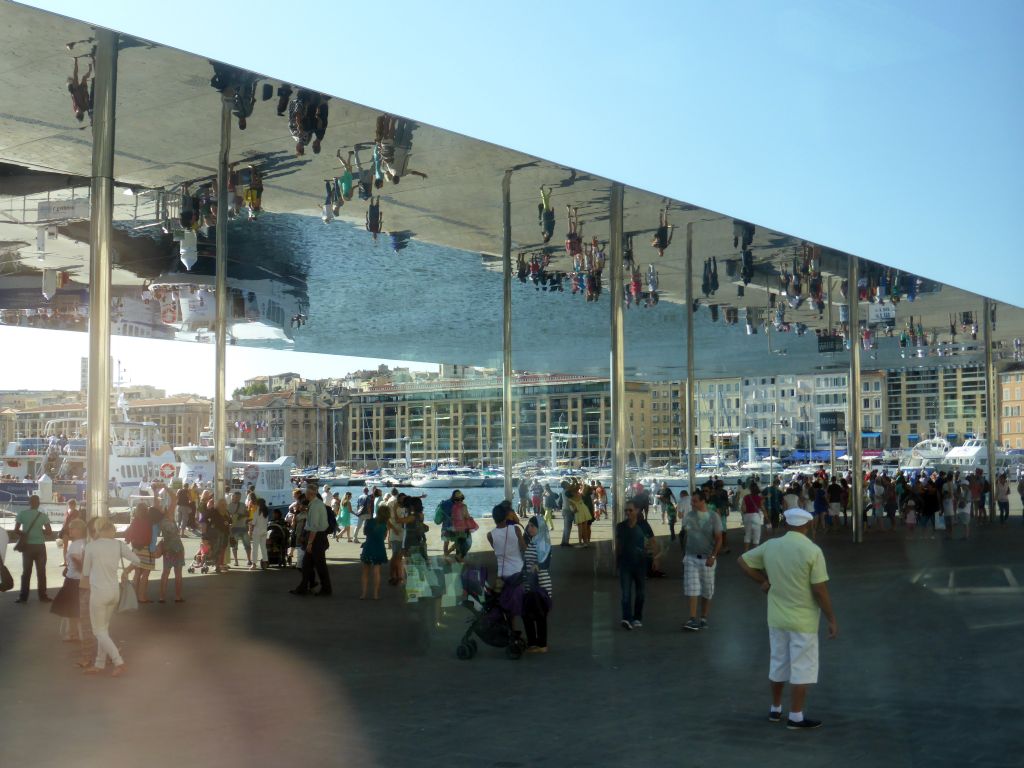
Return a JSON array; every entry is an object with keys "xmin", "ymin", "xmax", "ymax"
[
  {"xmin": 682, "ymin": 554, "xmax": 716, "ymax": 598},
  {"xmin": 768, "ymin": 627, "xmax": 819, "ymax": 685},
  {"xmin": 742, "ymin": 513, "xmax": 762, "ymax": 544},
  {"xmin": 829, "ymin": 502, "xmax": 841, "ymax": 516}
]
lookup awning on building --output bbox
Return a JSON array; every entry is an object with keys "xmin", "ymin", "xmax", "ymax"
[
  {"xmin": 947, "ymin": 433, "xmax": 958, "ymax": 440},
  {"xmin": 861, "ymin": 431, "xmax": 881, "ymax": 438},
  {"xmin": 908, "ymin": 434, "xmax": 919, "ymax": 441}
]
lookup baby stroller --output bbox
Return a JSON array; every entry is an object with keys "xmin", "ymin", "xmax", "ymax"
[
  {"xmin": 456, "ymin": 565, "xmax": 526, "ymax": 661},
  {"xmin": 187, "ymin": 537, "xmax": 214, "ymax": 574},
  {"xmin": 266, "ymin": 522, "xmax": 289, "ymax": 568}
]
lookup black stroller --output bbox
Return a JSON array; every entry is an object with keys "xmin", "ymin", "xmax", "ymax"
[
  {"xmin": 266, "ymin": 522, "xmax": 289, "ymax": 568},
  {"xmin": 456, "ymin": 565, "xmax": 527, "ymax": 661}
]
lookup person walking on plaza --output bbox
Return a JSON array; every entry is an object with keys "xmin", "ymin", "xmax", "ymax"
[
  {"xmin": 995, "ymin": 473, "xmax": 1010, "ymax": 524},
  {"xmin": 353, "ymin": 486, "xmax": 371, "ymax": 542},
  {"xmin": 336, "ymin": 491, "xmax": 353, "ymax": 542},
  {"xmin": 228, "ymin": 490, "xmax": 251, "ymax": 567},
  {"xmin": 14, "ymin": 494, "xmax": 53, "ymax": 603},
  {"xmin": 738, "ymin": 507, "xmax": 838, "ymax": 730},
  {"xmin": 158, "ymin": 503, "xmax": 185, "ymax": 602},
  {"xmin": 82, "ymin": 520, "xmax": 140, "ymax": 677},
  {"xmin": 249, "ymin": 498, "xmax": 270, "ymax": 569},
  {"xmin": 292, "ymin": 482, "xmax": 331, "ymax": 597},
  {"xmin": 559, "ymin": 481, "xmax": 576, "ymax": 547},
  {"xmin": 521, "ymin": 515, "xmax": 553, "ymax": 653},
  {"xmin": 681, "ymin": 489, "xmax": 723, "ymax": 631},
  {"xmin": 742, "ymin": 481, "xmax": 767, "ymax": 551},
  {"xmin": 615, "ymin": 500, "xmax": 647, "ymax": 630}
]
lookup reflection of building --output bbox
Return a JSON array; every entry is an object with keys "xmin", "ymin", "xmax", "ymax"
[
  {"xmin": 858, "ymin": 371, "xmax": 886, "ymax": 450},
  {"xmin": 885, "ymin": 365, "xmax": 988, "ymax": 449},
  {"xmin": 11, "ymin": 396, "xmax": 211, "ymax": 448},
  {"xmin": 695, "ymin": 378, "xmax": 743, "ymax": 453},
  {"xmin": 226, "ymin": 392, "xmax": 331, "ymax": 468},
  {"xmin": 742, "ymin": 375, "xmax": 800, "ymax": 452},
  {"xmin": 346, "ymin": 374, "xmax": 650, "ymax": 468},
  {"xmin": 999, "ymin": 368, "xmax": 1024, "ymax": 449}
]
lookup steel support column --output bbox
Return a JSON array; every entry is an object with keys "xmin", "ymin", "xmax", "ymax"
[
  {"xmin": 214, "ymin": 94, "xmax": 231, "ymax": 502},
  {"xmin": 848, "ymin": 257, "xmax": 864, "ymax": 543},
  {"xmin": 685, "ymin": 223, "xmax": 697, "ymax": 496},
  {"xmin": 86, "ymin": 29, "xmax": 118, "ymax": 520},
  {"xmin": 983, "ymin": 298, "xmax": 997, "ymax": 521},
  {"xmin": 609, "ymin": 183, "xmax": 626, "ymax": 524},
  {"xmin": 501, "ymin": 170, "xmax": 514, "ymax": 501}
]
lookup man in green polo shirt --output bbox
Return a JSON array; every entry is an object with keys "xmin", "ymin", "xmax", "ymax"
[
  {"xmin": 14, "ymin": 495, "xmax": 54, "ymax": 603},
  {"xmin": 739, "ymin": 506, "xmax": 837, "ymax": 730}
]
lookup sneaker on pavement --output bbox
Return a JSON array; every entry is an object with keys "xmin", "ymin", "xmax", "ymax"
[
  {"xmin": 620, "ymin": 619, "xmax": 633, "ymax": 631},
  {"xmin": 683, "ymin": 618, "xmax": 701, "ymax": 632},
  {"xmin": 768, "ymin": 710, "xmax": 783, "ymax": 723},
  {"xmin": 631, "ymin": 620, "xmax": 643, "ymax": 629},
  {"xmin": 786, "ymin": 718, "xmax": 822, "ymax": 730},
  {"xmin": 699, "ymin": 618, "xmax": 709, "ymax": 630}
]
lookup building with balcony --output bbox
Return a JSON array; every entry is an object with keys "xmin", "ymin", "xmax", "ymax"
[
  {"xmin": 226, "ymin": 392, "xmax": 332, "ymax": 468},
  {"xmin": 885, "ymin": 364, "xmax": 988, "ymax": 449},
  {"xmin": 999, "ymin": 367, "xmax": 1024, "ymax": 450}
]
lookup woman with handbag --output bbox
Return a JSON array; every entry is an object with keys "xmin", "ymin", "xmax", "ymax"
[{"xmin": 82, "ymin": 520, "xmax": 140, "ymax": 677}]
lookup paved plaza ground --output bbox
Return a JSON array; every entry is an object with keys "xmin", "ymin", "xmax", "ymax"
[{"xmin": 2, "ymin": 511, "xmax": 1023, "ymax": 768}]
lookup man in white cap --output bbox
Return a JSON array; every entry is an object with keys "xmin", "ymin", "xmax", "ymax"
[{"xmin": 738, "ymin": 505, "xmax": 837, "ymax": 730}]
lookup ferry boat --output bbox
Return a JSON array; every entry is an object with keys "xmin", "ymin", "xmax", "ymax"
[
  {"xmin": 174, "ymin": 433, "xmax": 296, "ymax": 510},
  {"xmin": 2, "ymin": 416, "xmax": 176, "ymax": 494},
  {"xmin": 936, "ymin": 438, "xmax": 1016, "ymax": 476}
]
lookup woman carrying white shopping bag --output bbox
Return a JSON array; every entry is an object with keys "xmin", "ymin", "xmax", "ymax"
[{"xmin": 82, "ymin": 520, "xmax": 140, "ymax": 677}]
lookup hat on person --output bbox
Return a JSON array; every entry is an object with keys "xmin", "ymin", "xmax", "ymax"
[{"xmin": 782, "ymin": 508, "xmax": 814, "ymax": 526}]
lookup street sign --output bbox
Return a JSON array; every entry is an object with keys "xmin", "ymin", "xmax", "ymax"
[
  {"xmin": 819, "ymin": 412, "xmax": 846, "ymax": 433},
  {"xmin": 817, "ymin": 334, "xmax": 845, "ymax": 353},
  {"xmin": 37, "ymin": 198, "xmax": 90, "ymax": 221}
]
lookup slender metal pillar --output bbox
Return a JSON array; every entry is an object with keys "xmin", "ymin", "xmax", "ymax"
[
  {"xmin": 983, "ymin": 298, "xmax": 997, "ymax": 521},
  {"xmin": 501, "ymin": 170, "xmax": 514, "ymax": 501},
  {"xmin": 848, "ymin": 257, "xmax": 864, "ymax": 543},
  {"xmin": 609, "ymin": 183, "xmax": 626, "ymax": 524},
  {"xmin": 828, "ymin": 277, "xmax": 836, "ymax": 479},
  {"xmin": 86, "ymin": 30, "xmax": 118, "ymax": 520},
  {"xmin": 685, "ymin": 223, "xmax": 697, "ymax": 495},
  {"xmin": 214, "ymin": 94, "xmax": 231, "ymax": 502}
]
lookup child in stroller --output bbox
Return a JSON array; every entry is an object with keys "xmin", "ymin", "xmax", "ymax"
[
  {"xmin": 187, "ymin": 536, "xmax": 214, "ymax": 574},
  {"xmin": 455, "ymin": 565, "xmax": 527, "ymax": 660}
]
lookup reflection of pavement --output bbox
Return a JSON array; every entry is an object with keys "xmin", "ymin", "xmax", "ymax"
[{"xmin": 2, "ymin": 516, "xmax": 1024, "ymax": 767}]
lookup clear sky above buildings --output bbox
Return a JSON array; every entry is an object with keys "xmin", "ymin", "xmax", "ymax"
[{"xmin": 6, "ymin": 0, "xmax": 1022, "ymax": 394}]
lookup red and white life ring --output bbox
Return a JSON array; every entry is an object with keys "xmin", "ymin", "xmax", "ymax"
[
  {"xmin": 159, "ymin": 462, "xmax": 175, "ymax": 479},
  {"xmin": 6, "ymin": 459, "xmax": 19, "ymax": 468},
  {"xmin": 161, "ymin": 305, "xmax": 177, "ymax": 324},
  {"xmin": 244, "ymin": 464, "xmax": 259, "ymax": 483}
]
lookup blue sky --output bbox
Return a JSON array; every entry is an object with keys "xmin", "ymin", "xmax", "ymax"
[{"xmin": 25, "ymin": 0, "xmax": 1024, "ymax": 306}]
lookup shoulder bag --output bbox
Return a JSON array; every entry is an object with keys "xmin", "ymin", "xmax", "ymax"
[
  {"xmin": 117, "ymin": 552, "xmax": 139, "ymax": 613},
  {"xmin": 14, "ymin": 510, "xmax": 43, "ymax": 553},
  {"xmin": 0, "ymin": 553, "xmax": 13, "ymax": 592}
]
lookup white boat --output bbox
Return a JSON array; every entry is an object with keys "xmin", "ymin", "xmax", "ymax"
[
  {"xmin": 410, "ymin": 460, "xmax": 486, "ymax": 488},
  {"xmin": 4, "ymin": 416, "xmax": 177, "ymax": 494},
  {"xmin": 936, "ymin": 438, "xmax": 1015, "ymax": 476},
  {"xmin": 899, "ymin": 437, "xmax": 952, "ymax": 471},
  {"xmin": 174, "ymin": 433, "xmax": 296, "ymax": 511}
]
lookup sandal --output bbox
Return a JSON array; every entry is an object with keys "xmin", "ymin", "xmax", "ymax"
[
  {"xmin": 175, "ymin": 599, "xmax": 185, "ymax": 603},
  {"xmin": 158, "ymin": 599, "xmax": 165, "ymax": 603}
]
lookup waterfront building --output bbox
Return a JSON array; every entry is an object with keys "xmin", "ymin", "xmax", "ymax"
[
  {"xmin": 346, "ymin": 374, "xmax": 651, "ymax": 469},
  {"xmin": 226, "ymin": 392, "xmax": 332, "ymax": 468},
  {"xmin": 885, "ymin": 364, "xmax": 988, "ymax": 449},
  {"xmin": 999, "ymin": 367, "xmax": 1024, "ymax": 450}
]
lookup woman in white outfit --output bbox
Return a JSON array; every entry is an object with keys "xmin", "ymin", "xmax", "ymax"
[
  {"xmin": 82, "ymin": 520, "xmax": 139, "ymax": 677},
  {"xmin": 250, "ymin": 498, "xmax": 269, "ymax": 569}
]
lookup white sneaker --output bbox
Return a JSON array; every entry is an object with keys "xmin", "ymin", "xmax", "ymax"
[{"xmin": 631, "ymin": 620, "xmax": 643, "ymax": 629}]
